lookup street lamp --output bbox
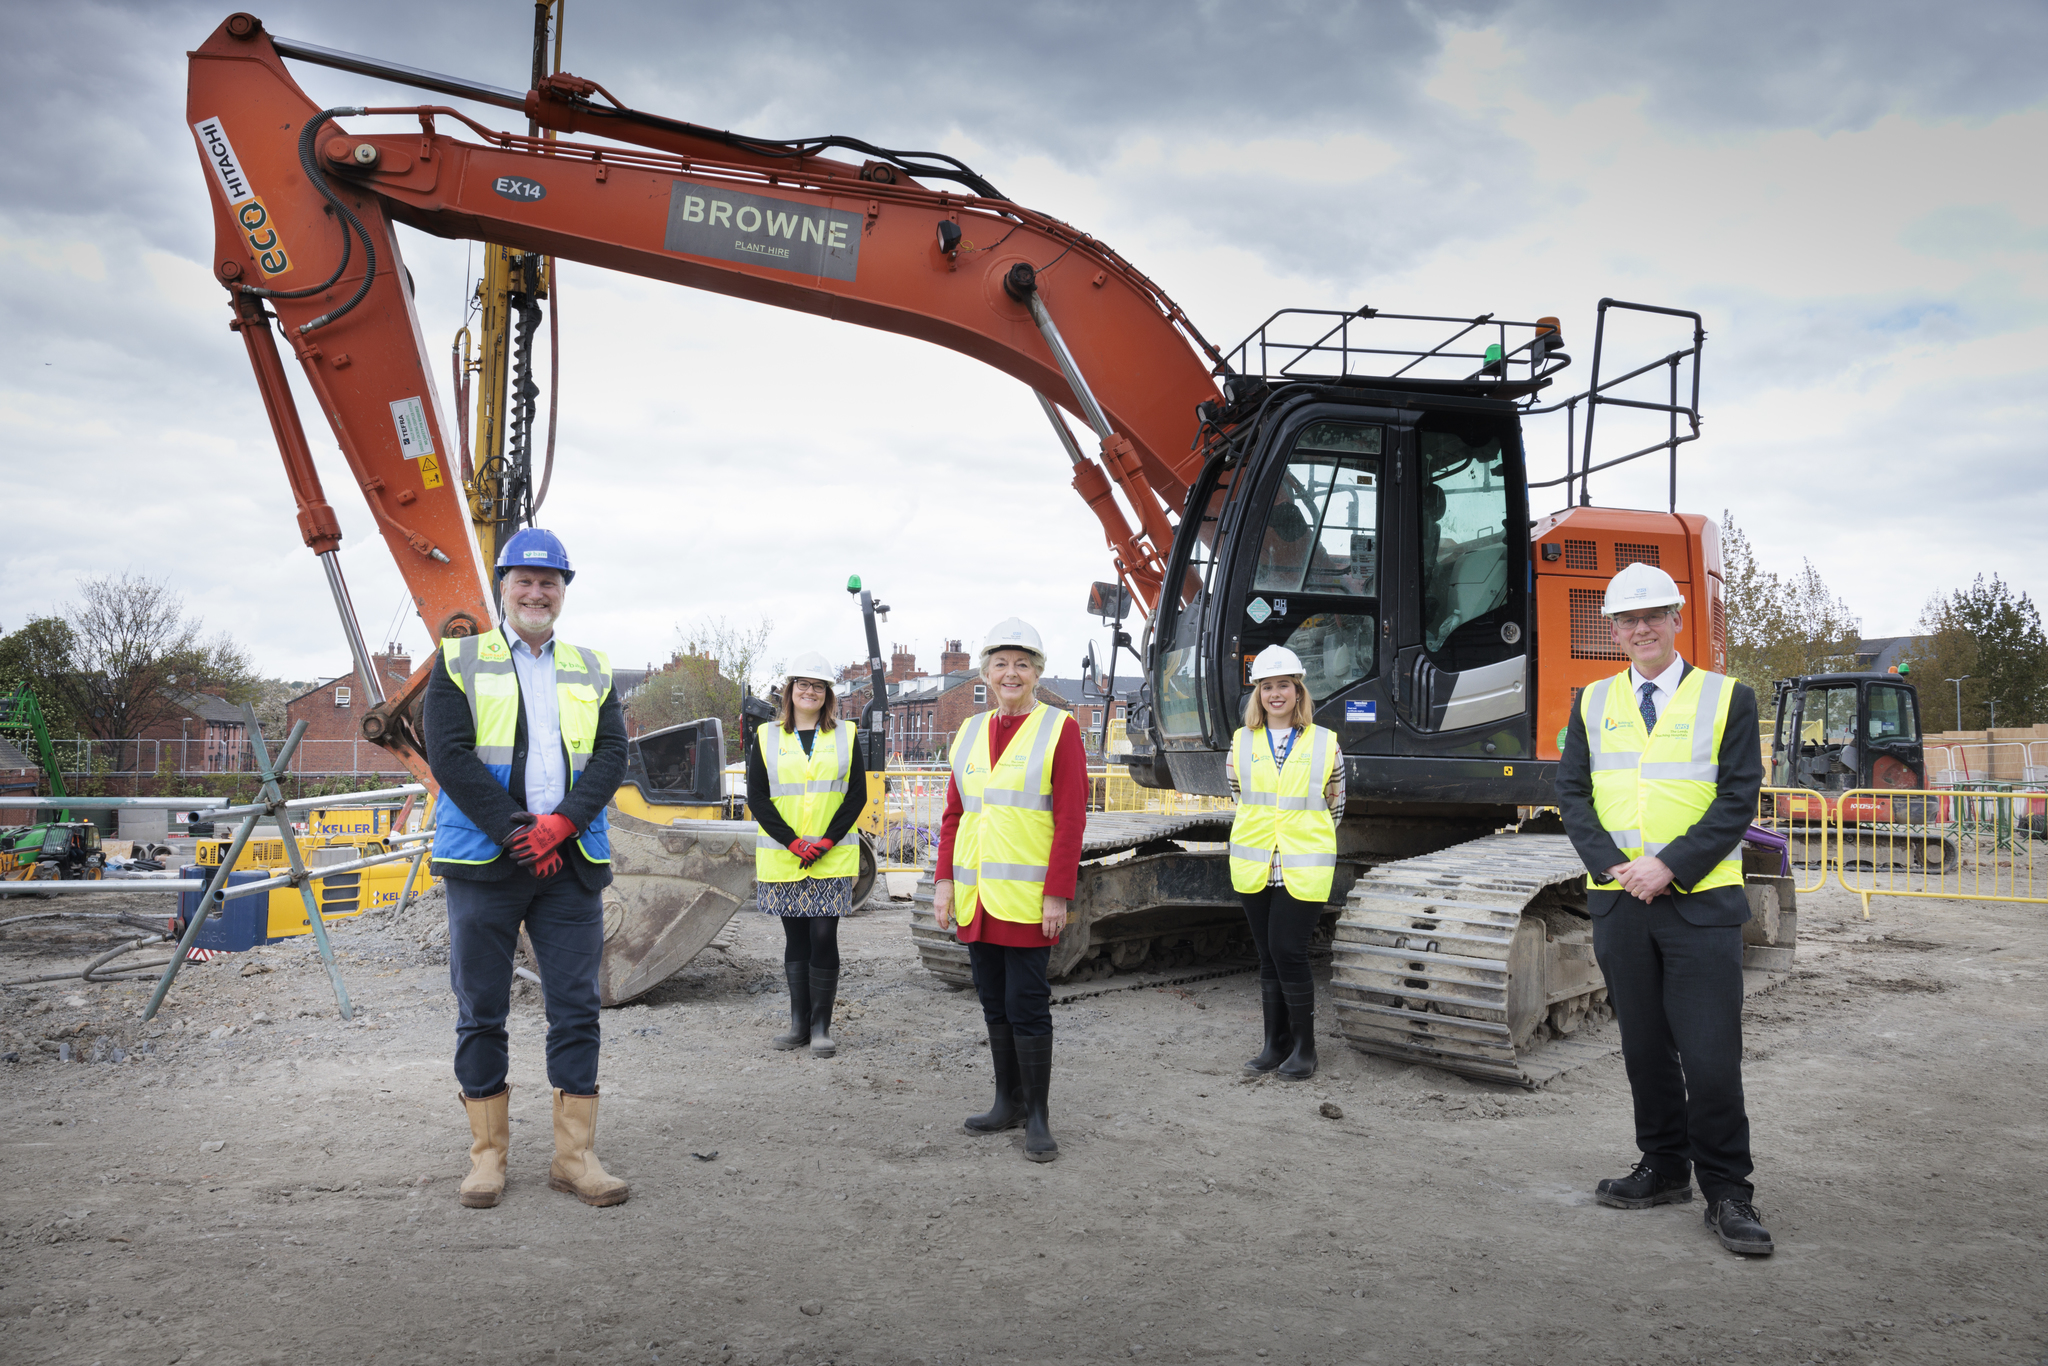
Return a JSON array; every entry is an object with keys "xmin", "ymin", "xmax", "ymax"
[{"xmin": 1946, "ymin": 676, "xmax": 1970, "ymax": 731}]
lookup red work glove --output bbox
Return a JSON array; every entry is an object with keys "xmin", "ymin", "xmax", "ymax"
[
  {"xmin": 508, "ymin": 813, "xmax": 577, "ymax": 872},
  {"xmin": 788, "ymin": 837, "xmax": 818, "ymax": 866},
  {"xmin": 798, "ymin": 837, "xmax": 835, "ymax": 869}
]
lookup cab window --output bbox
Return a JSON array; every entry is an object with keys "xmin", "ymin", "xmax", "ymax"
[
  {"xmin": 1418, "ymin": 420, "xmax": 1516, "ymax": 666},
  {"xmin": 1252, "ymin": 424, "xmax": 1380, "ymax": 598},
  {"xmin": 1867, "ymin": 685, "xmax": 1917, "ymax": 741}
]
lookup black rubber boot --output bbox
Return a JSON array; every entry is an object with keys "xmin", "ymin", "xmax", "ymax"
[
  {"xmin": 963, "ymin": 1021, "xmax": 1027, "ymax": 1134},
  {"xmin": 771, "ymin": 963, "xmax": 809, "ymax": 1051},
  {"xmin": 1277, "ymin": 983, "xmax": 1318, "ymax": 1080},
  {"xmin": 808, "ymin": 967, "xmax": 839, "ymax": 1058},
  {"xmin": 1014, "ymin": 1032, "xmax": 1058, "ymax": 1162},
  {"xmin": 1245, "ymin": 981, "xmax": 1292, "ymax": 1073}
]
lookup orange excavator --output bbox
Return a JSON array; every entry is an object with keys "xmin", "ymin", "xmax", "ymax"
[{"xmin": 188, "ymin": 14, "xmax": 1789, "ymax": 1082}]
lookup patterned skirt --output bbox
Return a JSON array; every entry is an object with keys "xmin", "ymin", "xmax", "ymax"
[{"xmin": 757, "ymin": 875, "xmax": 852, "ymax": 918}]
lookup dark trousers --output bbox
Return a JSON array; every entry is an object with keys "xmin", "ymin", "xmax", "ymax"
[
  {"xmin": 447, "ymin": 871, "xmax": 603, "ymax": 1098},
  {"xmin": 967, "ymin": 942, "xmax": 1052, "ymax": 1037},
  {"xmin": 1592, "ymin": 897, "xmax": 1754, "ymax": 1202},
  {"xmin": 1240, "ymin": 884, "xmax": 1320, "ymax": 993},
  {"xmin": 780, "ymin": 916, "xmax": 841, "ymax": 972}
]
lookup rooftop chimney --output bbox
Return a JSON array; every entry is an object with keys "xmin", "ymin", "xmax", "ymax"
[{"xmin": 940, "ymin": 639, "xmax": 969, "ymax": 676}]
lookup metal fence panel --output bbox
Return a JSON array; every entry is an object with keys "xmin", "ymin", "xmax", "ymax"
[{"xmin": 1831, "ymin": 786, "xmax": 2045, "ymax": 916}]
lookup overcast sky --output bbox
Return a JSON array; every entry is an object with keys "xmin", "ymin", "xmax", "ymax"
[{"xmin": 4, "ymin": 1, "xmax": 2044, "ymax": 697}]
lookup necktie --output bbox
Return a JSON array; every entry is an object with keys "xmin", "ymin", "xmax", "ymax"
[{"xmin": 1639, "ymin": 680, "xmax": 1659, "ymax": 734}]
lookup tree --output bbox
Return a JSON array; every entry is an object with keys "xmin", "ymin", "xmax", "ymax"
[
  {"xmin": 623, "ymin": 617, "xmax": 775, "ymax": 760},
  {"xmin": 1719, "ymin": 512, "xmax": 1861, "ymax": 696},
  {"xmin": 1907, "ymin": 575, "xmax": 2048, "ymax": 730},
  {"xmin": 0, "ymin": 617, "xmax": 87, "ymax": 740},
  {"xmin": 38, "ymin": 574, "xmax": 260, "ymax": 740}
]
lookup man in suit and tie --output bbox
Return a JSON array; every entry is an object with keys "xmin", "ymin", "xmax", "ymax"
[{"xmin": 1556, "ymin": 561, "xmax": 1773, "ymax": 1256}]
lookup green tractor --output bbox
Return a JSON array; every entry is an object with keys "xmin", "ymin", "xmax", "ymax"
[{"xmin": 0, "ymin": 687, "xmax": 103, "ymax": 883}]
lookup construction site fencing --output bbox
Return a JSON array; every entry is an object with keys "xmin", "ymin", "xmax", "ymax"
[
  {"xmin": 1926, "ymin": 742, "xmax": 2034, "ymax": 788},
  {"xmin": 1829, "ymin": 787, "xmax": 2046, "ymax": 916},
  {"xmin": 857, "ymin": 766, "xmax": 1235, "ymax": 872},
  {"xmin": 20, "ymin": 737, "xmax": 413, "ymax": 785},
  {"xmin": 1753, "ymin": 787, "xmax": 1834, "ymax": 894}
]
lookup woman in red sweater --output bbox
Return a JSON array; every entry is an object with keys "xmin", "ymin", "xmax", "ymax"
[{"xmin": 932, "ymin": 618, "xmax": 1088, "ymax": 1162}]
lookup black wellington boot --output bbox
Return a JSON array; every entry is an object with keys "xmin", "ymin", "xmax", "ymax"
[
  {"xmin": 1015, "ymin": 1032, "xmax": 1059, "ymax": 1162},
  {"xmin": 1245, "ymin": 981, "xmax": 1292, "ymax": 1073},
  {"xmin": 1277, "ymin": 983, "xmax": 1318, "ymax": 1080},
  {"xmin": 808, "ymin": 967, "xmax": 840, "ymax": 1058},
  {"xmin": 963, "ymin": 1021, "xmax": 1027, "ymax": 1134},
  {"xmin": 771, "ymin": 963, "xmax": 810, "ymax": 1051}
]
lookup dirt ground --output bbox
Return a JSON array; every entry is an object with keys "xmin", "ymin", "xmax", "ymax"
[{"xmin": 1, "ymin": 872, "xmax": 2043, "ymax": 1366}]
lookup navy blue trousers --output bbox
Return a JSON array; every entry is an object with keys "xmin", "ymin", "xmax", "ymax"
[
  {"xmin": 967, "ymin": 942, "xmax": 1052, "ymax": 1037},
  {"xmin": 1592, "ymin": 897, "xmax": 1754, "ymax": 1202},
  {"xmin": 446, "ymin": 871, "xmax": 603, "ymax": 1098}
]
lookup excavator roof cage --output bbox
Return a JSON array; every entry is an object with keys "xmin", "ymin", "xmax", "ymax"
[{"xmin": 1220, "ymin": 306, "xmax": 1573, "ymax": 401}]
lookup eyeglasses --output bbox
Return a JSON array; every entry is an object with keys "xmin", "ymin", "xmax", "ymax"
[{"xmin": 1610, "ymin": 611, "xmax": 1676, "ymax": 630}]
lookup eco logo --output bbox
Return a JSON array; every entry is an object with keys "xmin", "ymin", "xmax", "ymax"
[{"xmin": 193, "ymin": 117, "xmax": 292, "ymax": 278}]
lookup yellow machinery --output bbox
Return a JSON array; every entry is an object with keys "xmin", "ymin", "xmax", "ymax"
[{"xmin": 193, "ymin": 805, "xmax": 436, "ymax": 941}]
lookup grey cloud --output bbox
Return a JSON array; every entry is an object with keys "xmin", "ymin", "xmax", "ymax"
[{"xmin": 1494, "ymin": 0, "xmax": 2048, "ymax": 133}]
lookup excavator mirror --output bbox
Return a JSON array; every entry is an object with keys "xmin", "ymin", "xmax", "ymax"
[{"xmin": 1087, "ymin": 581, "xmax": 1131, "ymax": 622}]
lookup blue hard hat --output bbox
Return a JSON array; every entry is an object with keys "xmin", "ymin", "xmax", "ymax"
[{"xmin": 496, "ymin": 527, "xmax": 575, "ymax": 583}]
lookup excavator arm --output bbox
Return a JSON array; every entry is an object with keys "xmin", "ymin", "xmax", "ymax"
[{"xmin": 189, "ymin": 15, "xmax": 1226, "ymax": 780}]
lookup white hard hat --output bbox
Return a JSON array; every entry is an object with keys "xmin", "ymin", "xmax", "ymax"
[
  {"xmin": 979, "ymin": 617, "xmax": 1046, "ymax": 666},
  {"xmin": 1602, "ymin": 562, "xmax": 1685, "ymax": 616},
  {"xmin": 1249, "ymin": 644, "xmax": 1307, "ymax": 681},
  {"xmin": 783, "ymin": 652, "xmax": 837, "ymax": 686}
]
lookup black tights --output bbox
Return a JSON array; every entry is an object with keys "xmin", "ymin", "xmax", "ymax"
[
  {"xmin": 780, "ymin": 916, "xmax": 841, "ymax": 972},
  {"xmin": 1240, "ymin": 884, "xmax": 1319, "ymax": 993}
]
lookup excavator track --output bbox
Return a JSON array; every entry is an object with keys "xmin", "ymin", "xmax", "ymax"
[
  {"xmin": 1329, "ymin": 833, "xmax": 1604, "ymax": 1088},
  {"xmin": 909, "ymin": 811, "xmax": 1245, "ymax": 989}
]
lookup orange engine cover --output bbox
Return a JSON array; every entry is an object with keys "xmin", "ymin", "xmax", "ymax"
[{"xmin": 1529, "ymin": 507, "xmax": 1722, "ymax": 760}]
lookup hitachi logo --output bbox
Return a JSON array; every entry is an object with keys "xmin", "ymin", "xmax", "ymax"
[{"xmin": 193, "ymin": 117, "xmax": 252, "ymax": 204}]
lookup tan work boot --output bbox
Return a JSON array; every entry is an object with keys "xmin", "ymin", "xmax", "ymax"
[
  {"xmin": 548, "ymin": 1087, "xmax": 629, "ymax": 1207},
  {"xmin": 457, "ymin": 1086, "xmax": 510, "ymax": 1208}
]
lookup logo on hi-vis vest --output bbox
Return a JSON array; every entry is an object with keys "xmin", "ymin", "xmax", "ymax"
[
  {"xmin": 1667, "ymin": 721, "xmax": 1692, "ymax": 736},
  {"xmin": 193, "ymin": 117, "xmax": 293, "ymax": 278},
  {"xmin": 1603, "ymin": 716, "xmax": 1636, "ymax": 733}
]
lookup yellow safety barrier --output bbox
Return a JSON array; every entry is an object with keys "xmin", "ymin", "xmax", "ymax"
[
  {"xmin": 1754, "ymin": 787, "xmax": 1833, "ymax": 895},
  {"xmin": 1098, "ymin": 769, "xmax": 1235, "ymax": 816},
  {"xmin": 1830, "ymin": 787, "xmax": 2046, "ymax": 917}
]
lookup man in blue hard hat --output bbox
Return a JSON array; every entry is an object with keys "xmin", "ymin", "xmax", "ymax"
[{"xmin": 425, "ymin": 527, "xmax": 631, "ymax": 1210}]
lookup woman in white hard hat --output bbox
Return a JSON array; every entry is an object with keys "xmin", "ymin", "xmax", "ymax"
[
  {"xmin": 932, "ymin": 617, "xmax": 1088, "ymax": 1162},
  {"xmin": 748, "ymin": 652, "xmax": 868, "ymax": 1058},
  {"xmin": 1226, "ymin": 643, "xmax": 1344, "ymax": 1080}
]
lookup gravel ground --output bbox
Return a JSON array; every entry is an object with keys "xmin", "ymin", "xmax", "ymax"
[{"xmin": 0, "ymin": 877, "xmax": 2042, "ymax": 1366}]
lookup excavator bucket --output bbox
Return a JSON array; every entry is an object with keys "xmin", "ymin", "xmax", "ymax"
[{"xmin": 594, "ymin": 810, "xmax": 758, "ymax": 1006}]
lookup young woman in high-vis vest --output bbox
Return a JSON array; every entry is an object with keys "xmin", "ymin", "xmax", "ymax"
[
  {"xmin": 1226, "ymin": 644, "xmax": 1343, "ymax": 1080},
  {"xmin": 748, "ymin": 653, "xmax": 868, "ymax": 1058},
  {"xmin": 932, "ymin": 618, "xmax": 1088, "ymax": 1162}
]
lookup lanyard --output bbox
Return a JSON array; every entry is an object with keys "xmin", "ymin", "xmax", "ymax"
[{"xmin": 1266, "ymin": 726, "xmax": 1297, "ymax": 767}]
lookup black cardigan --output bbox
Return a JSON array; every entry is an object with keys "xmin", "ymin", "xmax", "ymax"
[
  {"xmin": 424, "ymin": 638, "xmax": 629, "ymax": 890},
  {"xmin": 745, "ymin": 724, "xmax": 868, "ymax": 848}
]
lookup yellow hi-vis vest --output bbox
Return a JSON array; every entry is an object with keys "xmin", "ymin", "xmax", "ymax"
[
  {"xmin": 948, "ymin": 703, "xmax": 1063, "ymax": 931},
  {"xmin": 433, "ymin": 628, "xmax": 612, "ymax": 865},
  {"xmin": 754, "ymin": 723, "xmax": 860, "ymax": 882},
  {"xmin": 1228, "ymin": 724, "xmax": 1340, "ymax": 901},
  {"xmin": 1582, "ymin": 665, "xmax": 1741, "ymax": 895}
]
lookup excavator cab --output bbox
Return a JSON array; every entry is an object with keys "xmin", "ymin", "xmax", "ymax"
[
  {"xmin": 1146, "ymin": 323, "xmax": 1545, "ymax": 818},
  {"xmin": 1770, "ymin": 674, "xmax": 1925, "ymax": 795}
]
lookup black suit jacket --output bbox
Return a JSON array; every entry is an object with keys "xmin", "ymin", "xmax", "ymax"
[
  {"xmin": 424, "ymin": 636, "xmax": 629, "ymax": 891},
  {"xmin": 1555, "ymin": 660, "xmax": 1761, "ymax": 927}
]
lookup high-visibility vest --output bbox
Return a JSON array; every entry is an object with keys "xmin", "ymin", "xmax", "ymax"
[
  {"xmin": 754, "ymin": 724, "xmax": 860, "ymax": 882},
  {"xmin": 432, "ymin": 628, "xmax": 612, "ymax": 866},
  {"xmin": 948, "ymin": 703, "xmax": 1064, "ymax": 930},
  {"xmin": 1228, "ymin": 724, "xmax": 1340, "ymax": 901},
  {"xmin": 1581, "ymin": 665, "xmax": 1741, "ymax": 894}
]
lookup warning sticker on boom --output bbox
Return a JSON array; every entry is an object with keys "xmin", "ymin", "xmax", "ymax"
[
  {"xmin": 417, "ymin": 455, "xmax": 444, "ymax": 490},
  {"xmin": 389, "ymin": 397, "xmax": 435, "ymax": 459}
]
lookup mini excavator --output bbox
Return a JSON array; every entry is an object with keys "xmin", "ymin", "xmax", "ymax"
[{"xmin": 187, "ymin": 14, "xmax": 1792, "ymax": 1078}]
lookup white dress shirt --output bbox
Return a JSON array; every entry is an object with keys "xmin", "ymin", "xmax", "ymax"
[
  {"xmin": 1628, "ymin": 654, "xmax": 1688, "ymax": 728},
  {"xmin": 509, "ymin": 634, "xmax": 566, "ymax": 815}
]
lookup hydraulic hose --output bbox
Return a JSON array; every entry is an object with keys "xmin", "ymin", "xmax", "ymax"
[{"xmin": 237, "ymin": 107, "xmax": 379, "ymax": 335}]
